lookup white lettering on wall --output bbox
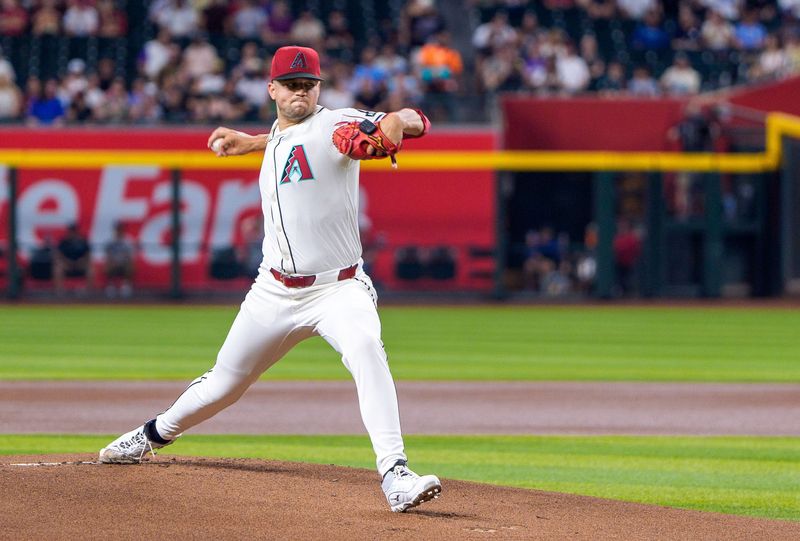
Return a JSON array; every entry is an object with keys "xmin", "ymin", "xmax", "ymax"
[
  {"xmin": 139, "ymin": 180, "xmax": 210, "ymax": 265},
  {"xmin": 90, "ymin": 166, "xmax": 160, "ymax": 257},
  {"xmin": 209, "ymin": 179, "xmax": 260, "ymax": 251}
]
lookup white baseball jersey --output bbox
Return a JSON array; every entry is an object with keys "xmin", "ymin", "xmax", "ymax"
[{"xmin": 259, "ymin": 105, "xmax": 386, "ymax": 275}]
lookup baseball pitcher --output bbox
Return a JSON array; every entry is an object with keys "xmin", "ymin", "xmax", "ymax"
[{"xmin": 98, "ymin": 45, "xmax": 441, "ymax": 513}]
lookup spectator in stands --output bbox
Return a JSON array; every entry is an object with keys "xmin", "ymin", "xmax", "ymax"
[
  {"xmin": 95, "ymin": 57, "xmax": 116, "ymax": 91},
  {"xmin": 702, "ymin": 0, "xmax": 740, "ymax": 20},
  {"xmin": 701, "ymin": 9, "xmax": 735, "ymax": 52},
  {"xmin": 401, "ymin": 0, "xmax": 445, "ymax": 48},
  {"xmin": 594, "ymin": 60, "xmax": 627, "ymax": 94},
  {"xmin": 140, "ymin": 29, "xmax": 178, "ymax": 81},
  {"xmin": 153, "ymin": 0, "xmax": 200, "ymax": 39},
  {"xmin": 202, "ymin": 0, "xmax": 229, "ymax": 36},
  {"xmin": 234, "ymin": 57, "xmax": 268, "ymax": 121},
  {"xmin": 385, "ymin": 70, "xmax": 424, "ymax": 111},
  {"xmin": 557, "ymin": 42, "xmax": 591, "ymax": 94},
  {"xmin": 237, "ymin": 215, "xmax": 263, "ymax": 279},
  {"xmin": 617, "ymin": 0, "xmax": 657, "ymax": 19},
  {"xmin": 472, "ymin": 11, "xmax": 518, "ymax": 57},
  {"xmin": 290, "ymin": 10, "xmax": 326, "ymax": 50},
  {"xmin": 31, "ymin": 0, "xmax": 62, "ymax": 36},
  {"xmin": 578, "ymin": 0, "xmax": 616, "ymax": 19},
  {"xmin": 517, "ymin": 11, "xmax": 545, "ymax": 52},
  {"xmin": 479, "ymin": 43, "xmax": 525, "ymax": 103},
  {"xmin": 97, "ymin": 0, "xmax": 127, "ymax": 38},
  {"xmin": 734, "ymin": 8, "xmax": 768, "ymax": 51},
  {"xmin": 320, "ymin": 71, "xmax": 356, "ymax": 109},
  {"xmin": 540, "ymin": 259, "xmax": 572, "ymax": 296},
  {"xmin": 23, "ymin": 75, "xmax": 41, "ymax": 111},
  {"xmin": 158, "ymin": 71, "xmax": 189, "ymax": 122},
  {"xmin": 96, "ymin": 76, "xmax": 129, "ymax": 123},
  {"xmin": 0, "ymin": 46, "xmax": 15, "ymax": 83},
  {"xmin": 0, "ymin": 72, "xmax": 23, "ymax": 121},
  {"xmin": 579, "ymin": 34, "xmax": 606, "ymax": 86},
  {"xmin": 0, "ymin": 0, "xmax": 29, "ymax": 37},
  {"xmin": 104, "ymin": 221, "xmax": 135, "ymax": 298},
  {"xmin": 261, "ymin": 0, "xmax": 293, "ymax": 46},
  {"xmin": 181, "ymin": 33, "xmax": 220, "ymax": 81},
  {"xmin": 414, "ymin": 30, "xmax": 463, "ymax": 121},
  {"xmin": 628, "ymin": 65, "xmax": 660, "ymax": 96},
  {"xmin": 63, "ymin": 0, "xmax": 99, "ymax": 37},
  {"xmin": 353, "ymin": 76, "xmax": 385, "ymax": 111},
  {"xmin": 778, "ymin": 0, "xmax": 800, "ymax": 19},
  {"xmin": 212, "ymin": 80, "xmax": 248, "ymax": 121},
  {"xmin": 60, "ymin": 58, "xmax": 89, "ymax": 105},
  {"xmin": 660, "ymin": 52, "xmax": 701, "ymax": 95},
  {"xmin": 522, "ymin": 41, "xmax": 548, "ymax": 90},
  {"xmin": 749, "ymin": 34, "xmax": 787, "ymax": 79},
  {"xmin": 522, "ymin": 227, "xmax": 563, "ymax": 291},
  {"xmin": 632, "ymin": 9, "xmax": 671, "ymax": 50},
  {"xmin": 128, "ymin": 78, "xmax": 163, "ymax": 124},
  {"xmin": 27, "ymin": 78, "xmax": 65, "ymax": 126},
  {"xmin": 352, "ymin": 46, "xmax": 388, "ymax": 87},
  {"xmin": 672, "ymin": 3, "xmax": 703, "ymax": 51},
  {"xmin": 785, "ymin": 32, "xmax": 800, "ymax": 75},
  {"xmin": 748, "ymin": 0, "xmax": 778, "ymax": 22},
  {"xmin": 54, "ymin": 223, "xmax": 93, "ymax": 295},
  {"xmin": 613, "ymin": 218, "xmax": 642, "ymax": 296},
  {"xmin": 229, "ymin": 0, "xmax": 267, "ymax": 40},
  {"xmin": 81, "ymin": 73, "xmax": 107, "ymax": 118},
  {"xmin": 375, "ymin": 44, "xmax": 409, "ymax": 78},
  {"xmin": 66, "ymin": 89, "xmax": 93, "ymax": 123},
  {"xmin": 325, "ymin": 10, "xmax": 355, "ymax": 59}
]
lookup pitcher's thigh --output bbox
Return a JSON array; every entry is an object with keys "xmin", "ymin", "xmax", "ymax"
[
  {"xmin": 216, "ymin": 302, "xmax": 302, "ymax": 377},
  {"xmin": 314, "ymin": 282, "xmax": 385, "ymax": 366}
]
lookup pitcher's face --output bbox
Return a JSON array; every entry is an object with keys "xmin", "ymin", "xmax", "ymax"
[{"xmin": 269, "ymin": 79, "xmax": 321, "ymax": 123}]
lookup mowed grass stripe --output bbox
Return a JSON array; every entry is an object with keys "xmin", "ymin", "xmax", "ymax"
[
  {"xmin": 1, "ymin": 434, "xmax": 798, "ymax": 520},
  {"xmin": 1, "ymin": 305, "xmax": 798, "ymax": 381}
]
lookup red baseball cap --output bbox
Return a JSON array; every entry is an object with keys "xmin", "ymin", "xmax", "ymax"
[{"xmin": 271, "ymin": 46, "xmax": 323, "ymax": 81}]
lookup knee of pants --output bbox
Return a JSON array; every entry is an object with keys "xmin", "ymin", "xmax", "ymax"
[
  {"xmin": 199, "ymin": 370, "xmax": 253, "ymax": 408},
  {"xmin": 340, "ymin": 333, "xmax": 387, "ymax": 366}
]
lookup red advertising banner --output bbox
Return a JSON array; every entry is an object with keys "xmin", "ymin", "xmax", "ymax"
[{"xmin": 0, "ymin": 128, "xmax": 496, "ymax": 292}]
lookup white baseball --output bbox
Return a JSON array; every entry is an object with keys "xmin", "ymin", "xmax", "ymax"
[{"xmin": 211, "ymin": 138, "xmax": 224, "ymax": 153}]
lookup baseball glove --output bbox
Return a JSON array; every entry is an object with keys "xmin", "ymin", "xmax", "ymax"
[{"xmin": 332, "ymin": 117, "xmax": 401, "ymax": 166}]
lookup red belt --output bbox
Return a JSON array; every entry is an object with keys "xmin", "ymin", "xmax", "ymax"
[{"xmin": 270, "ymin": 264, "xmax": 358, "ymax": 288}]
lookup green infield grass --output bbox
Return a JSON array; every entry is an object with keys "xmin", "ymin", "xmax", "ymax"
[
  {"xmin": 2, "ymin": 434, "xmax": 798, "ymax": 521},
  {"xmin": 1, "ymin": 305, "xmax": 798, "ymax": 381}
]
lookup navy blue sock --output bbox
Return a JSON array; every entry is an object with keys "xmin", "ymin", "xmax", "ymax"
[
  {"xmin": 383, "ymin": 459, "xmax": 408, "ymax": 479},
  {"xmin": 143, "ymin": 419, "xmax": 170, "ymax": 445}
]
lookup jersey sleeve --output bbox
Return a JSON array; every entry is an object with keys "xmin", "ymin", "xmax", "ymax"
[{"xmin": 332, "ymin": 108, "xmax": 388, "ymax": 125}]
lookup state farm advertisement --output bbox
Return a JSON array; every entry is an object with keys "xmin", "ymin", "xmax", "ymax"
[{"xmin": 0, "ymin": 128, "xmax": 496, "ymax": 292}]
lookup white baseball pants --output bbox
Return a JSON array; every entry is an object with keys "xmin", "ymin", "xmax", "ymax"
[{"xmin": 154, "ymin": 267, "xmax": 407, "ymax": 476}]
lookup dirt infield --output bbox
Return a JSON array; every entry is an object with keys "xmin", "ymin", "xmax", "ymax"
[
  {"xmin": 3, "ymin": 381, "xmax": 800, "ymax": 538},
  {"xmin": 2, "ymin": 455, "xmax": 798, "ymax": 541}
]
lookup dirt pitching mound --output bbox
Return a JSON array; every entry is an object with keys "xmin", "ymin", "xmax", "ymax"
[{"xmin": 1, "ymin": 455, "xmax": 797, "ymax": 540}]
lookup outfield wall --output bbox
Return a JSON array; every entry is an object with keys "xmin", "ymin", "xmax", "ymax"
[{"xmin": 0, "ymin": 128, "xmax": 497, "ymax": 293}]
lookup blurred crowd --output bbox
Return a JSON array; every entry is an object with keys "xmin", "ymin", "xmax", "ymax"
[
  {"xmin": 0, "ymin": 0, "xmax": 799, "ymax": 126},
  {"xmin": 472, "ymin": 0, "xmax": 800, "ymax": 101},
  {"xmin": 0, "ymin": 0, "xmax": 461, "ymax": 124}
]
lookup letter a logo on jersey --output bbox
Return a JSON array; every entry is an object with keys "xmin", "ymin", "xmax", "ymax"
[
  {"xmin": 290, "ymin": 52, "xmax": 307, "ymax": 70},
  {"xmin": 281, "ymin": 145, "xmax": 314, "ymax": 184}
]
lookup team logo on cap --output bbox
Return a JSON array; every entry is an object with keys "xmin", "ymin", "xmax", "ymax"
[
  {"xmin": 281, "ymin": 145, "xmax": 314, "ymax": 184},
  {"xmin": 290, "ymin": 52, "xmax": 307, "ymax": 70}
]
